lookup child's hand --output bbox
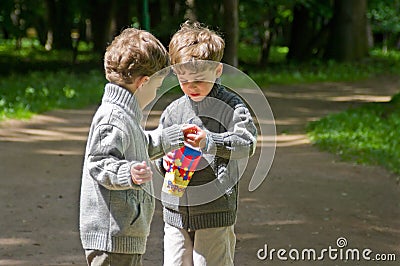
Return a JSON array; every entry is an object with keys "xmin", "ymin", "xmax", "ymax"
[
  {"xmin": 131, "ymin": 161, "xmax": 152, "ymax": 185},
  {"xmin": 182, "ymin": 124, "xmax": 207, "ymax": 148},
  {"xmin": 163, "ymin": 152, "xmax": 175, "ymax": 171}
]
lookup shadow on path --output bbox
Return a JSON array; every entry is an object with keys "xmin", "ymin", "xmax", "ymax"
[{"xmin": 0, "ymin": 76, "xmax": 399, "ymax": 265}]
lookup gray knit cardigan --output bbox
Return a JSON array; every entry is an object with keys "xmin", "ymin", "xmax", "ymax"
[{"xmin": 79, "ymin": 83, "xmax": 184, "ymax": 254}]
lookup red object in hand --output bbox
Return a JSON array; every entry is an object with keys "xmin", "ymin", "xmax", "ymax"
[{"xmin": 183, "ymin": 127, "xmax": 198, "ymax": 138}]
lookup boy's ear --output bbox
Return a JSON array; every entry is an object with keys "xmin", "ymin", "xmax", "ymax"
[
  {"xmin": 135, "ymin": 76, "xmax": 150, "ymax": 89},
  {"xmin": 215, "ymin": 63, "xmax": 223, "ymax": 78}
]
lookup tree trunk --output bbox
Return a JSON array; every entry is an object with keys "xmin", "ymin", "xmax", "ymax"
[
  {"xmin": 222, "ymin": 0, "xmax": 238, "ymax": 67},
  {"xmin": 45, "ymin": 0, "xmax": 72, "ymax": 50},
  {"xmin": 114, "ymin": 0, "xmax": 133, "ymax": 34},
  {"xmin": 150, "ymin": 0, "xmax": 162, "ymax": 29},
  {"xmin": 287, "ymin": 4, "xmax": 314, "ymax": 62},
  {"xmin": 324, "ymin": 0, "xmax": 368, "ymax": 61},
  {"xmin": 89, "ymin": 0, "xmax": 115, "ymax": 53},
  {"xmin": 259, "ymin": 20, "xmax": 274, "ymax": 67}
]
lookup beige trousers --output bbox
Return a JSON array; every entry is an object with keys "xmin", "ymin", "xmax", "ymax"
[{"xmin": 163, "ymin": 223, "xmax": 236, "ymax": 266}]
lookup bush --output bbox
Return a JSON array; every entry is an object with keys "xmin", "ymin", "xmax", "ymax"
[
  {"xmin": 307, "ymin": 94, "xmax": 400, "ymax": 175},
  {"xmin": 0, "ymin": 70, "xmax": 105, "ymax": 120}
]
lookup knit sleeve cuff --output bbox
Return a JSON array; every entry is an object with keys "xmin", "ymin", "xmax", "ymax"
[
  {"xmin": 202, "ymin": 132, "xmax": 224, "ymax": 154},
  {"xmin": 162, "ymin": 124, "xmax": 185, "ymax": 151}
]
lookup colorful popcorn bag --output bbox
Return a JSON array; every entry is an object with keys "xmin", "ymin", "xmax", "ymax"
[{"xmin": 163, "ymin": 145, "xmax": 202, "ymax": 197}]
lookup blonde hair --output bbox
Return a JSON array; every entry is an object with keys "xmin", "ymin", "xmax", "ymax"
[
  {"xmin": 169, "ymin": 21, "xmax": 225, "ymax": 66},
  {"xmin": 104, "ymin": 28, "xmax": 170, "ymax": 85}
]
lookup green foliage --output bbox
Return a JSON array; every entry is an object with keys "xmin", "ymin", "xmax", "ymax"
[
  {"xmin": 0, "ymin": 70, "xmax": 105, "ymax": 120},
  {"xmin": 250, "ymin": 59, "xmax": 377, "ymax": 85},
  {"xmin": 238, "ymin": 0, "xmax": 295, "ymax": 45},
  {"xmin": 307, "ymin": 94, "xmax": 400, "ymax": 175},
  {"xmin": 239, "ymin": 45, "xmax": 400, "ymax": 86},
  {"xmin": 238, "ymin": 43, "xmax": 288, "ymax": 64},
  {"xmin": 0, "ymin": 38, "xmax": 106, "ymax": 120},
  {"xmin": 0, "ymin": 38, "xmax": 101, "ymax": 76},
  {"xmin": 368, "ymin": 0, "xmax": 400, "ymax": 33}
]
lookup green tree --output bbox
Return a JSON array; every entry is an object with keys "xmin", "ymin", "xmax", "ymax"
[
  {"xmin": 223, "ymin": 0, "xmax": 239, "ymax": 66},
  {"xmin": 146, "ymin": 0, "xmax": 186, "ymax": 45},
  {"xmin": 87, "ymin": 0, "xmax": 114, "ymax": 53},
  {"xmin": 1, "ymin": 0, "xmax": 396, "ymax": 65},
  {"xmin": 45, "ymin": 0, "xmax": 76, "ymax": 50},
  {"xmin": 239, "ymin": 0, "xmax": 294, "ymax": 66},
  {"xmin": 324, "ymin": 0, "xmax": 369, "ymax": 61},
  {"xmin": 368, "ymin": 0, "xmax": 400, "ymax": 51},
  {"xmin": 0, "ymin": 0, "xmax": 44, "ymax": 48},
  {"xmin": 287, "ymin": 0, "xmax": 332, "ymax": 62}
]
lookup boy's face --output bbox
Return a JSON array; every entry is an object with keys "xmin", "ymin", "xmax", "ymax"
[
  {"xmin": 134, "ymin": 75, "xmax": 165, "ymax": 109},
  {"xmin": 176, "ymin": 64, "xmax": 222, "ymax": 102}
]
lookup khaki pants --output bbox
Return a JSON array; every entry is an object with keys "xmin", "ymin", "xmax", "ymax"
[
  {"xmin": 85, "ymin": 250, "xmax": 142, "ymax": 266},
  {"xmin": 163, "ymin": 223, "xmax": 236, "ymax": 266}
]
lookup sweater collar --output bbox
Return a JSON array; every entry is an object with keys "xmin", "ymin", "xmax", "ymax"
[{"xmin": 103, "ymin": 83, "xmax": 142, "ymax": 121}]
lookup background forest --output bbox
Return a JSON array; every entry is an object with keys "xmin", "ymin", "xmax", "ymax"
[
  {"xmin": 1, "ymin": 0, "xmax": 400, "ymax": 67},
  {"xmin": 1, "ymin": 0, "xmax": 400, "ymax": 174}
]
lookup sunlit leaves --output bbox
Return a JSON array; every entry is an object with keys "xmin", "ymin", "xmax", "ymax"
[
  {"xmin": 307, "ymin": 96, "xmax": 400, "ymax": 175},
  {"xmin": 0, "ymin": 70, "xmax": 104, "ymax": 120}
]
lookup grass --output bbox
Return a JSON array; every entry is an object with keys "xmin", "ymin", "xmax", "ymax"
[
  {"xmin": 238, "ymin": 44, "xmax": 400, "ymax": 87},
  {"xmin": 238, "ymin": 43, "xmax": 400, "ymax": 176},
  {"xmin": 299, "ymin": 49, "xmax": 400, "ymax": 176},
  {"xmin": 307, "ymin": 94, "xmax": 400, "ymax": 175},
  {"xmin": 0, "ymin": 70, "xmax": 105, "ymax": 120},
  {"xmin": 0, "ymin": 38, "xmax": 105, "ymax": 120},
  {"xmin": 242, "ymin": 45, "xmax": 400, "ymax": 177},
  {"xmin": 1, "ymin": 39, "xmax": 400, "ymax": 177},
  {"xmin": 0, "ymin": 38, "xmax": 102, "ymax": 76}
]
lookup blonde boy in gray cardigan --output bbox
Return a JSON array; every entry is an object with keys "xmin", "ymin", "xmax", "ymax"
[
  {"xmin": 161, "ymin": 21, "xmax": 257, "ymax": 266},
  {"xmin": 79, "ymin": 28, "xmax": 203, "ymax": 266}
]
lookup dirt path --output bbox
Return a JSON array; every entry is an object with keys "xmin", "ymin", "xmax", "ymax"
[{"xmin": 0, "ymin": 76, "xmax": 399, "ymax": 265}]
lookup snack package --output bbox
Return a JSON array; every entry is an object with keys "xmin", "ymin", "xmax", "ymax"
[{"xmin": 162, "ymin": 145, "xmax": 201, "ymax": 197}]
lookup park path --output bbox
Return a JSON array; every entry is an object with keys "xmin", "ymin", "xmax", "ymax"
[{"xmin": 0, "ymin": 76, "xmax": 399, "ymax": 265}]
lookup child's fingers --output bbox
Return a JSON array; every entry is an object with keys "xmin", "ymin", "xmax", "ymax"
[
  {"xmin": 136, "ymin": 167, "xmax": 151, "ymax": 175},
  {"xmin": 185, "ymin": 139, "xmax": 196, "ymax": 147},
  {"xmin": 132, "ymin": 161, "xmax": 149, "ymax": 171},
  {"xmin": 182, "ymin": 125, "xmax": 199, "ymax": 137},
  {"xmin": 184, "ymin": 133, "xmax": 198, "ymax": 140},
  {"xmin": 131, "ymin": 162, "xmax": 152, "ymax": 181},
  {"xmin": 132, "ymin": 167, "xmax": 153, "ymax": 185},
  {"xmin": 138, "ymin": 169, "xmax": 152, "ymax": 182}
]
